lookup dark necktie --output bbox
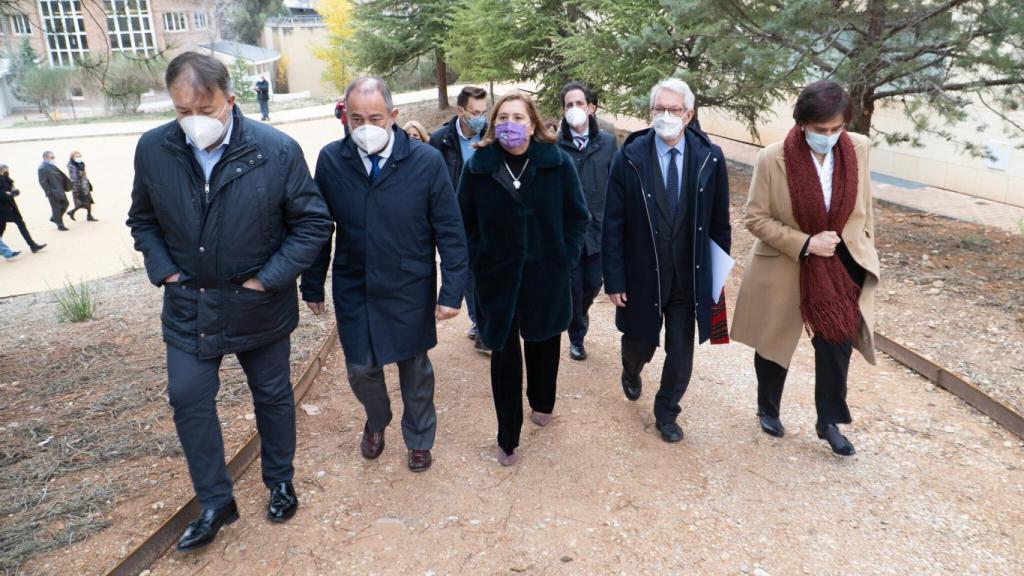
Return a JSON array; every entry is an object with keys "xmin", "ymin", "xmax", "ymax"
[
  {"xmin": 573, "ymin": 136, "xmax": 586, "ymax": 151},
  {"xmin": 666, "ymin": 148, "xmax": 680, "ymax": 219},
  {"xmin": 368, "ymin": 154, "xmax": 382, "ymax": 184}
]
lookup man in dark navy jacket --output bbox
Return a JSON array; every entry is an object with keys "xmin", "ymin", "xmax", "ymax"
[
  {"xmin": 302, "ymin": 77, "xmax": 468, "ymax": 473},
  {"xmin": 602, "ymin": 79, "xmax": 731, "ymax": 444},
  {"xmin": 128, "ymin": 52, "xmax": 333, "ymax": 551}
]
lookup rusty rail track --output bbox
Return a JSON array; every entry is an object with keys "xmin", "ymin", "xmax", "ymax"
[{"xmin": 105, "ymin": 323, "xmax": 338, "ymax": 576}]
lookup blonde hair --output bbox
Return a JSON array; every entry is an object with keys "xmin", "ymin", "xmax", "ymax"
[
  {"xmin": 402, "ymin": 120, "xmax": 429, "ymax": 142},
  {"xmin": 475, "ymin": 92, "xmax": 556, "ymax": 149}
]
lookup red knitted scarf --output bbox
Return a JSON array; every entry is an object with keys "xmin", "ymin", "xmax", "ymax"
[{"xmin": 783, "ymin": 125, "xmax": 861, "ymax": 343}]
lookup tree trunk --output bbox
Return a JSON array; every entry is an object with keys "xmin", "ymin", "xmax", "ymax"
[
  {"xmin": 847, "ymin": 83, "xmax": 875, "ymax": 136},
  {"xmin": 435, "ymin": 47, "xmax": 449, "ymax": 110}
]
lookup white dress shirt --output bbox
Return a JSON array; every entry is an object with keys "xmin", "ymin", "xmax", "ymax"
[{"xmin": 810, "ymin": 148, "xmax": 834, "ymax": 212}]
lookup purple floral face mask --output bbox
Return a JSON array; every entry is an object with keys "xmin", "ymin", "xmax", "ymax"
[{"xmin": 495, "ymin": 121, "xmax": 530, "ymax": 149}]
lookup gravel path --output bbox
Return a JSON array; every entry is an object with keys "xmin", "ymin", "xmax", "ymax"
[{"xmin": 138, "ymin": 293, "xmax": 1024, "ymax": 576}]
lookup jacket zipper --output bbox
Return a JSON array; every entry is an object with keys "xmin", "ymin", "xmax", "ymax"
[
  {"xmin": 627, "ymin": 159, "xmax": 661, "ymax": 313},
  {"xmin": 692, "ymin": 151, "xmax": 712, "ymax": 308}
]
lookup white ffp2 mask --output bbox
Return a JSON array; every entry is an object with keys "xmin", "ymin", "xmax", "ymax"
[
  {"xmin": 180, "ymin": 105, "xmax": 229, "ymax": 150},
  {"xmin": 352, "ymin": 124, "xmax": 390, "ymax": 154}
]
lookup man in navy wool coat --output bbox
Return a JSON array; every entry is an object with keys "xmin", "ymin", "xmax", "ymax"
[{"xmin": 301, "ymin": 77, "xmax": 468, "ymax": 473}]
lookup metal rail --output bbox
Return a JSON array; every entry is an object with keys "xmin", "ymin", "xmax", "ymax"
[{"xmin": 105, "ymin": 324, "xmax": 339, "ymax": 576}]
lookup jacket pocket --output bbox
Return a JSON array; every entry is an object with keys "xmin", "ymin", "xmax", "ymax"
[
  {"xmin": 225, "ymin": 287, "xmax": 290, "ymax": 338},
  {"xmin": 161, "ymin": 282, "xmax": 198, "ymax": 329},
  {"xmin": 753, "ymin": 241, "xmax": 781, "ymax": 257},
  {"xmin": 400, "ymin": 258, "xmax": 435, "ymax": 278}
]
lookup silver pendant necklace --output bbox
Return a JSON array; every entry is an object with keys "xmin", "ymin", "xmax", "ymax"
[{"xmin": 503, "ymin": 158, "xmax": 530, "ymax": 190}]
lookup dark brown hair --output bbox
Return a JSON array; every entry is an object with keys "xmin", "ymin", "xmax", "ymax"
[
  {"xmin": 559, "ymin": 81, "xmax": 597, "ymax": 108},
  {"xmin": 166, "ymin": 51, "xmax": 231, "ymax": 97},
  {"xmin": 793, "ymin": 79, "xmax": 851, "ymax": 125},
  {"xmin": 475, "ymin": 92, "xmax": 556, "ymax": 148},
  {"xmin": 457, "ymin": 86, "xmax": 488, "ymax": 108}
]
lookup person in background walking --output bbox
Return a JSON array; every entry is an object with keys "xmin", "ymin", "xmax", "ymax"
[
  {"xmin": 602, "ymin": 79, "xmax": 732, "ymax": 444},
  {"xmin": 38, "ymin": 150, "xmax": 71, "ymax": 231},
  {"xmin": 731, "ymin": 79, "xmax": 880, "ymax": 456},
  {"xmin": 458, "ymin": 92, "xmax": 589, "ymax": 466},
  {"xmin": 66, "ymin": 150, "xmax": 97, "ymax": 222},
  {"xmin": 0, "ymin": 164, "xmax": 45, "ymax": 253},
  {"xmin": 127, "ymin": 52, "xmax": 333, "ymax": 551},
  {"xmin": 0, "ymin": 235, "xmax": 19, "ymax": 260},
  {"xmin": 429, "ymin": 86, "xmax": 490, "ymax": 352},
  {"xmin": 556, "ymin": 81, "xmax": 617, "ymax": 361},
  {"xmin": 254, "ymin": 75, "xmax": 271, "ymax": 121},
  {"xmin": 403, "ymin": 120, "xmax": 429, "ymax": 142},
  {"xmin": 302, "ymin": 77, "xmax": 468, "ymax": 473}
]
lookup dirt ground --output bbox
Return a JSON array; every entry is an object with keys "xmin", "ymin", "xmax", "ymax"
[{"xmin": 3, "ymin": 116, "xmax": 1022, "ymax": 575}]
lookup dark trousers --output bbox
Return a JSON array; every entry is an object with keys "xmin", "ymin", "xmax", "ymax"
[
  {"xmin": 0, "ymin": 217, "xmax": 38, "ymax": 248},
  {"xmin": 490, "ymin": 314, "xmax": 561, "ymax": 453},
  {"xmin": 166, "ymin": 337, "xmax": 295, "ymax": 510},
  {"xmin": 345, "ymin": 350, "xmax": 437, "ymax": 450},
  {"xmin": 466, "ymin": 272, "xmax": 478, "ymax": 325},
  {"xmin": 568, "ymin": 251, "xmax": 603, "ymax": 347},
  {"xmin": 621, "ymin": 280, "xmax": 695, "ymax": 425},
  {"xmin": 755, "ymin": 242, "xmax": 865, "ymax": 426},
  {"xmin": 259, "ymin": 99, "xmax": 270, "ymax": 120},
  {"xmin": 47, "ymin": 194, "xmax": 68, "ymax": 227},
  {"xmin": 754, "ymin": 337, "xmax": 854, "ymax": 426}
]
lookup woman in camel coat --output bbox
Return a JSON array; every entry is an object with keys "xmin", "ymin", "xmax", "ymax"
[{"xmin": 731, "ymin": 80, "xmax": 879, "ymax": 456}]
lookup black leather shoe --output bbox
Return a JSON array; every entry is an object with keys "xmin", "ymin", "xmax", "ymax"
[
  {"xmin": 570, "ymin": 344, "xmax": 587, "ymax": 361},
  {"xmin": 176, "ymin": 500, "xmax": 239, "ymax": 551},
  {"xmin": 408, "ymin": 449, "xmax": 432, "ymax": 472},
  {"xmin": 817, "ymin": 423, "xmax": 855, "ymax": 456},
  {"xmin": 361, "ymin": 423, "xmax": 385, "ymax": 460},
  {"xmin": 758, "ymin": 411, "xmax": 785, "ymax": 438},
  {"xmin": 57, "ymin": 225, "xmax": 69, "ymax": 231},
  {"xmin": 655, "ymin": 421, "xmax": 684, "ymax": 443},
  {"xmin": 621, "ymin": 371, "xmax": 642, "ymax": 401},
  {"xmin": 67, "ymin": 210, "xmax": 76, "ymax": 221},
  {"xmin": 267, "ymin": 482, "xmax": 298, "ymax": 522},
  {"xmin": 30, "ymin": 243, "xmax": 46, "ymax": 253}
]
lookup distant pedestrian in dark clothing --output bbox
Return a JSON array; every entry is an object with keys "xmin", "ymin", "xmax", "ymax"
[
  {"xmin": 67, "ymin": 150, "xmax": 97, "ymax": 222},
  {"xmin": 38, "ymin": 150, "xmax": 71, "ymax": 230},
  {"xmin": 0, "ymin": 164, "xmax": 45, "ymax": 253},
  {"xmin": 255, "ymin": 75, "xmax": 271, "ymax": 121}
]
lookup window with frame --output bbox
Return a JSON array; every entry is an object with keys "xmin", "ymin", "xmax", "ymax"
[
  {"xmin": 193, "ymin": 11, "xmax": 207, "ymax": 31},
  {"xmin": 162, "ymin": 11, "xmax": 187, "ymax": 32},
  {"xmin": 9, "ymin": 13, "xmax": 32, "ymax": 35},
  {"xmin": 105, "ymin": 1, "xmax": 158, "ymax": 56},
  {"xmin": 38, "ymin": 0, "xmax": 89, "ymax": 67}
]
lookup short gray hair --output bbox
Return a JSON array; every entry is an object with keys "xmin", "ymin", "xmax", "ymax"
[
  {"xmin": 42, "ymin": 150, "xmax": 53, "ymax": 159},
  {"xmin": 344, "ymin": 77, "xmax": 393, "ymax": 112},
  {"xmin": 649, "ymin": 79, "xmax": 695, "ymax": 111}
]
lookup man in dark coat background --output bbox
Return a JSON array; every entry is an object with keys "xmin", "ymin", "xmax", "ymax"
[
  {"xmin": 602, "ymin": 78, "xmax": 731, "ymax": 443},
  {"xmin": 37, "ymin": 150, "xmax": 70, "ymax": 231},
  {"xmin": 0, "ymin": 164, "xmax": 46, "ymax": 253},
  {"xmin": 428, "ymin": 85, "xmax": 489, "ymax": 351},
  {"xmin": 556, "ymin": 81, "xmax": 617, "ymax": 361},
  {"xmin": 254, "ymin": 75, "xmax": 271, "ymax": 121},
  {"xmin": 302, "ymin": 77, "xmax": 468, "ymax": 473},
  {"xmin": 127, "ymin": 52, "xmax": 333, "ymax": 551}
]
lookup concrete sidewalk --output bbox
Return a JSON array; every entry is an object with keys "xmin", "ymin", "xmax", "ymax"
[{"xmin": 0, "ymin": 83, "xmax": 531, "ymax": 144}]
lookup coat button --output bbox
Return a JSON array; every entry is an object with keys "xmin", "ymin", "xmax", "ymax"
[
  {"xmin": 647, "ymin": 194, "xmax": 651, "ymax": 198},
  {"xmin": 699, "ymin": 187, "xmax": 704, "ymax": 192},
  {"xmin": 248, "ymin": 160, "xmax": 255, "ymax": 165},
  {"xmin": 236, "ymin": 167, "xmax": 242, "ymax": 173},
  {"xmin": 257, "ymin": 154, "xmax": 263, "ymax": 159},
  {"xmin": 199, "ymin": 288, "xmax": 205, "ymax": 294},
  {"xmin": 200, "ymin": 332, "xmax": 206, "ymax": 338},
  {"xmin": 698, "ymin": 226, "xmax": 703, "ymax": 231},
  {"xmin": 696, "ymin": 265, "xmax": 701, "ymax": 269},
  {"xmin": 199, "ymin": 246, "xmax": 205, "ymax": 253}
]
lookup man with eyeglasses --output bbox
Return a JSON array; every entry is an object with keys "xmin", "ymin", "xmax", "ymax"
[
  {"xmin": 429, "ymin": 85, "xmax": 490, "ymax": 351},
  {"xmin": 602, "ymin": 78, "xmax": 731, "ymax": 443}
]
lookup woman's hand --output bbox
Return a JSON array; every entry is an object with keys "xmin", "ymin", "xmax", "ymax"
[{"xmin": 808, "ymin": 231, "xmax": 841, "ymax": 257}]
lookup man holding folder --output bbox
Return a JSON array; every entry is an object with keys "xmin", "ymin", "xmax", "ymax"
[{"xmin": 602, "ymin": 78, "xmax": 731, "ymax": 443}]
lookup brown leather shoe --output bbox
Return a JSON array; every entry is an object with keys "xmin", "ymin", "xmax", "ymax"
[
  {"xmin": 360, "ymin": 423, "xmax": 385, "ymax": 460},
  {"xmin": 408, "ymin": 449, "xmax": 432, "ymax": 472}
]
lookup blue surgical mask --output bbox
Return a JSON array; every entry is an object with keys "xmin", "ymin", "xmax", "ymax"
[
  {"xmin": 466, "ymin": 114, "xmax": 486, "ymax": 134},
  {"xmin": 805, "ymin": 129, "xmax": 841, "ymax": 154}
]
